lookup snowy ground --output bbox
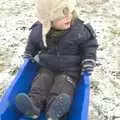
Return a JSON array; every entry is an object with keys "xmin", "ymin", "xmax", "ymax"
[{"xmin": 0, "ymin": 0, "xmax": 120, "ymax": 119}]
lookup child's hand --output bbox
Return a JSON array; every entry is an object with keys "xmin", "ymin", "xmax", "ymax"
[
  {"xmin": 81, "ymin": 59, "xmax": 95, "ymax": 75},
  {"xmin": 23, "ymin": 54, "xmax": 39, "ymax": 64},
  {"xmin": 34, "ymin": 54, "xmax": 40, "ymax": 63}
]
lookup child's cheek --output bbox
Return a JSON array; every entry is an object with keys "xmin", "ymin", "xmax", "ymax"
[{"xmin": 56, "ymin": 22, "xmax": 63, "ymax": 28}]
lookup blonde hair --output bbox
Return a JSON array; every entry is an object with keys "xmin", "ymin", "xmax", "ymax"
[{"xmin": 36, "ymin": 0, "xmax": 77, "ymax": 47}]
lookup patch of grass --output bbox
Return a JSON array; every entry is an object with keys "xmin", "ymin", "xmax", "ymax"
[
  {"xmin": 109, "ymin": 27, "xmax": 120, "ymax": 36},
  {"xmin": 0, "ymin": 50, "xmax": 12, "ymax": 72},
  {"xmin": 108, "ymin": 27, "xmax": 120, "ymax": 41},
  {"xmin": 9, "ymin": 66, "xmax": 19, "ymax": 75},
  {"xmin": 0, "ymin": 64, "xmax": 5, "ymax": 72}
]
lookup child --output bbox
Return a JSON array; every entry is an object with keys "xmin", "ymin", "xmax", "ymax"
[{"xmin": 15, "ymin": 0, "xmax": 98, "ymax": 120}]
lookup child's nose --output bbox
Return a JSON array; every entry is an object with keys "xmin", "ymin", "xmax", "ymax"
[
  {"xmin": 64, "ymin": 17, "xmax": 70, "ymax": 22},
  {"xmin": 65, "ymin": 14, "xmax": 72, "ymax": 21}
]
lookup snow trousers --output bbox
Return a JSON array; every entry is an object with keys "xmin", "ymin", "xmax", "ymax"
[{"xmin": 29, "ymin": 68, "xmax": 76, "ymax": 111}]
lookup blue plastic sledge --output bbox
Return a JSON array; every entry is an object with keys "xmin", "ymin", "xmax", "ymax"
[{"xmin": 0, "ymin": 59, "xmax": 90, "ymax": 120}]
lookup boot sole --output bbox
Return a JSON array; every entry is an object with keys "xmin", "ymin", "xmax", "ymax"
[
  {"xmin": 16, "ymin": 93, "xmax": 40, "ymax": 119},
  {"xmin": 47, "ymin": 93, "xmax": 71, "ymax": 119}
]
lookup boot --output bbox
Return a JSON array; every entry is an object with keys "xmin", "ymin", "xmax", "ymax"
[
  {"xmin": 47, "ymin": 93, "xmax": 72, "ymax": 120},
  {"xmin": 16, "ymin": 93, "xmax": 40, "ymax": 119}
]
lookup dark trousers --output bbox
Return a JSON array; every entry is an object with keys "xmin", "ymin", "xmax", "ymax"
[{"xmin": 29, "ymin": 68, "xmax": 76, "ymax": 111}]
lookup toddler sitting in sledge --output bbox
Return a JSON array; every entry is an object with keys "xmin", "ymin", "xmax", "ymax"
[{"xmin": 16, "ymin": 0, "xmax": 98, "ymax": 120}]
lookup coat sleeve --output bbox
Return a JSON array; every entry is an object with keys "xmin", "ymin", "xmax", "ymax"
[
  {"xmin": 24, "ymin": 22, "xmax": 44, "ymax": 57},
  {"xmin": 80, "ymin": 23, "xmax": 98, "ymax": 61},
  {"xmin": 79, "ymin": 23, "xmax": 98, "ymax": 74}
]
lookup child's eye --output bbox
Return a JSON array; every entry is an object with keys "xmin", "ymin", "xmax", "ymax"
[{"xmin": 63, "ymin": 7, "xmax": 69, "ymax": 15}]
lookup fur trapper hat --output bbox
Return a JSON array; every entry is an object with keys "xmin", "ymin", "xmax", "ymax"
[{"xmin": 36, "ymin": 0, "xmax": 77, "ymax": 47}]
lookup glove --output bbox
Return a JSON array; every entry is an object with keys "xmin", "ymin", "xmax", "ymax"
[
  {"xmin": 23, "ymin": 53, "xmax": 38, "ymax": 64},
  {"xmin": 23, "ymin": 53, "xmax": 32, "ymax": 58},
  {"xmin": 81, "ymin": 59, "xmax": 96, "ymax": 75},
  {"xmin": 34, "ymin": 54, "xmax": 40, "ymax": 63}
]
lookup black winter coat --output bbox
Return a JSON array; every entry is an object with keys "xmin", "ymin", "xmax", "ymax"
[{"xmin": 24, "ymin": 19, "xmax": 98, "ymax": 79}]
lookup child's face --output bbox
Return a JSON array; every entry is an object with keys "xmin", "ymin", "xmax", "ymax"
[{"xmin": 52, "ymin": 13, "xmax": 72, "ymax": 30}]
